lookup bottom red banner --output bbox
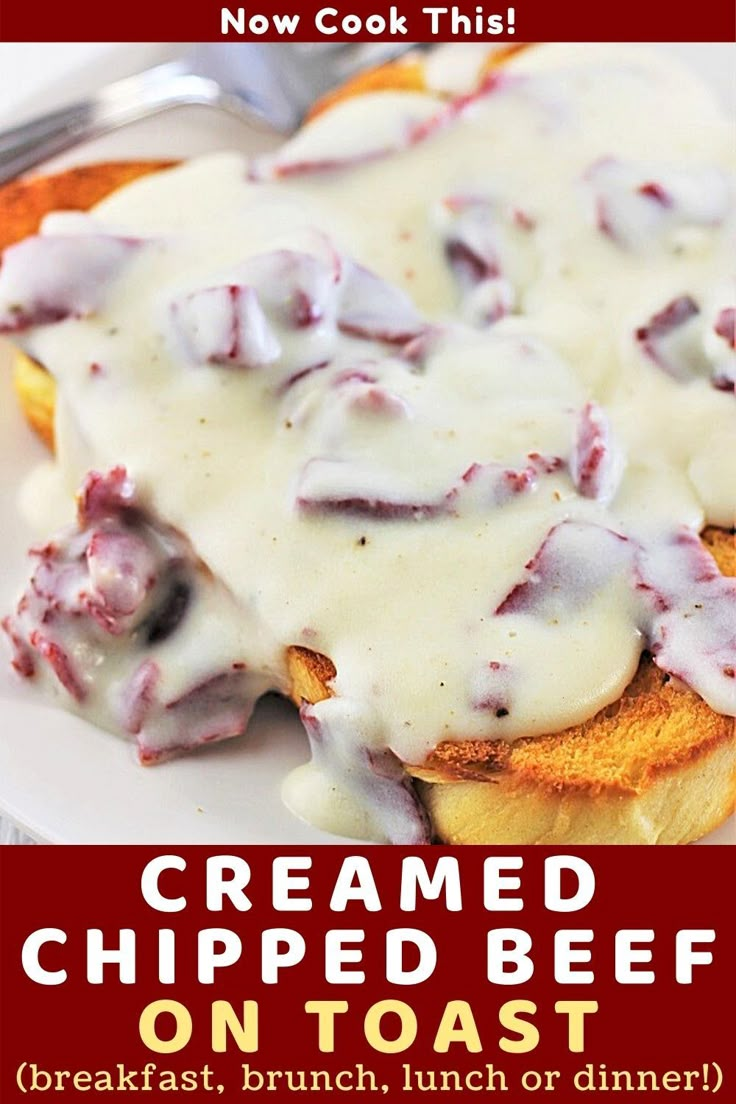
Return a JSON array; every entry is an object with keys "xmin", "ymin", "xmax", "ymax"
[{"xmin": 0, "ymin": 846, "xmax": 731, "ymax": 1099}]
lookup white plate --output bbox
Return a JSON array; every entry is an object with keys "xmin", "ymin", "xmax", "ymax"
[{"xmin": 0, "ymin": 43, "xmax": 733, "ymax": 844}]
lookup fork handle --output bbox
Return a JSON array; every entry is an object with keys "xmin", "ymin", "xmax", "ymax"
[{"xmin": 0, "ymin": 62, "xmax": 264, "ymax": 186}]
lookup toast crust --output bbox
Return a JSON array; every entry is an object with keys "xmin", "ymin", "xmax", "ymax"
[
  {"xmin": 2, "ymin": 88, "xmax": 733, "ymax": 845},
  {"xmin": 305, "ymin": 44, "xmax": 530, "ymax": 122},
  {"xmin": 0, "ymin": 160, "xmax": 176, "ymax": 254},
  {"xmin": 12, "ymin": 352, "xmax": 55, "ymax": 448}
]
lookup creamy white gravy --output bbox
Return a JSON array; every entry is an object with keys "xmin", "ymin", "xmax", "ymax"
[{"xmin": 3, "ymin": 44, "xmax": 735, "ymax": 842}]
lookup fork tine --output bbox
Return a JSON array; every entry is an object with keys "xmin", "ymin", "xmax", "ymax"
[{"xmin": 207, "ymin": 42, "xmax": 421, "ymax": 130}]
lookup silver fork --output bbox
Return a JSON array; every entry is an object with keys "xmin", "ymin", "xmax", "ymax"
[{"xmin": 0, "ymin": 43, "xmax": 418, "ymax": 186}]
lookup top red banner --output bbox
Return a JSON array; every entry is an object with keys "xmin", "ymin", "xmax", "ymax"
[{"xmin": 0, "ymin": 0, "xmax": 735, "ymax": 43}]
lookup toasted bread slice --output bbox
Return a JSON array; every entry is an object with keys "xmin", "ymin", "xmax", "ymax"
[
  {"xmin": 2, "ymin": 82, "xmax": 734, "ymax": 845},
  {"xmin": 286, "ymin": 571, "xmax": 735, "ymax": 845},
  {"xmin": 285, "ymin": 534, "xmax": 734, "ymax": 843},
  {"xmin": 285, "ymin": 522, "xmax": 735, "ymax": 843}
]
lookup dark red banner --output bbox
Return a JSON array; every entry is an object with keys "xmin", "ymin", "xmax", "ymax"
[
  {"xmin": 0, "ymin": 0, "xmax": 735, "ymax": 42},
  {"xmin": 0, "ymin": 846, "xmax": 732, "ymax": 1101}
]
